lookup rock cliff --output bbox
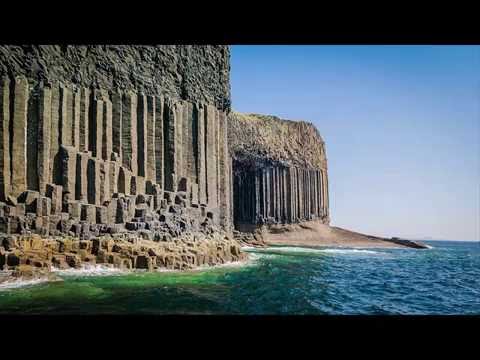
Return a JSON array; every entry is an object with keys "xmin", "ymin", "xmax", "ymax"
[
  {"xmin": 0, "ymin": 45, "xmax": 231, "ymax": 111},
  {"xmin": 227, "ymin": 112, "xmax": 427, "ymax": 250},
  {"xmin": 228, "ymin": 112, "xmax": 327, "ymax": 169},
  {"xmin": 228, "ymin": 112, "xmax": 329, "ymax": 232},
  {"xmin": 0, "ymin": 45, "xmax": 239, "ymax": 274}
]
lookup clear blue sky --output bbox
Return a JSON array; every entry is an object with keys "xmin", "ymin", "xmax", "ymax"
[{"xmin": 230, "ymin": 45, "xmax": 479, "ymax": 241}]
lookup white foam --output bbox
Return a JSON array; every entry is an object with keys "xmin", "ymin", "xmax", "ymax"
[
  {"xmin": 216, "ymin": 258, "xmax": 254, "ymax": 269},
  {"xmin": 253, "ymin": 246, "xmax": 381, "ymax": 255},
  {"xmin": 319, "ymin": 248, "xmax": 380, "ymax": 255},
  {"xmin": 0, "ymin": 277, "xmax": 51, "ymax": 290},
  {"xmin": 194, "ymin": 257, "xmax": 255, "ymax": 272},
  {"xmin": 247, "ymin": 252, "xmax": 277, "ymax": 260},
  {"xmin": 54, "ymin": 257, "xmax": 256, "ymax": 277},
  {"xmin": 154, "ymin": 268, "xmax": 177, "ymax": 273},
  {"xmin": 52, "ymin": 264, "xmax": 128, "ymax": 277}
]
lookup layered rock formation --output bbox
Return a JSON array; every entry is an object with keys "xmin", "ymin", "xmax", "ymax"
[
  {"xmin": 0, "ymin": 45, "xmax": 231, "ymax": 111},
  {"xmin": 228, "ymin": 112, "xmax": 329, "ymax": 232},
  {"xmin": 0, "ymin": 45, "xmax": 240, "ymax": 273}
]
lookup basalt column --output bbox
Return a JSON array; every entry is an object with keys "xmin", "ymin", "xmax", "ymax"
[
  {"xmin": 11, "ymin": 77, "xmax": 29, "ymax": 198},
  {"xmin": 145, "ymin": 95, "xmax": 156, "ymax": 183},
  {"xmin": 324, "ymin": 169, "xmax": 329, "ymax": 219},
  {"xmin": 26, "ymin": 88, "xmax": 39, "ymax": 192},
  {"xmin": 163, "ymin": 99, "xmax": 177, "ymax": 192},
  {"xmin": 102, "ymin": 94, "xmax": 113, "ymax": 161},
  {"xmin": 154, "ymin": 96, "xmax": 164, "ymax": 189},
  {"xmin": 0, "ymin": 45, "xmax": 233, "ymax": 237},
  {"xmin": 111, "ymin": 91, "xmax": 122, "ymax": 162},
  {"xmin": 0, "ymin": 82, "xmax": 232, "ymax": 235},
  {"xmin": 79, "ymin": 88, "xmax": 90, "ymax": 152},
  {"xmin": 229, "ymin": 112, "xmax": 330, "ymax": 229},
  {"xmin": 137, "ymin": 94, "xmax": 147, "ymax": 178},
  {"xmin": 176, "ymin": 103, "xmax": 184, "ymax": 182},
  {"xmin": 183, "ymin": 102, "xmax": 195, "ymax": 189},
  {"xmin": 233, "ymin": 164, "xmax": 329, "ymax": 227},
  {"xmin": 196, "ymin": 104, "xmax": 207, "ymax": 206},
  {"xmin": 0, "ymin": 78, "xmax": 10, "ymax": 201},
  {"xmin": 205, "ymin": 105, "xmax": 218, "ymax": 212},
  {"xmin": 38, "ymin": 87, "xmax": 52, "ymax": 193},
  {"xmin": 121, "ymin": 92, "xmax": 137, "ymax": 175}
]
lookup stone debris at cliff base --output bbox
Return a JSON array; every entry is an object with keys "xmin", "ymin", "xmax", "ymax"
[{"xmin": 0, "ymin": 232, "xmax": 247, "ymax": 281}]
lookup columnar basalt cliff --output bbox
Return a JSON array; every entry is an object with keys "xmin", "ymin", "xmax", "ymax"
[
  {"xmin": 228, "ymin": 112, "xmax": 329, "ymax": 233},
  {"xmin": 0, "ymin": 45, "xmax": 231, "ymax": 111},
  {"xmin": 0, "ymin": 46, "xmax": 423, "ymax": 278},
  {"xmin": 227, "ymin": 112, "xmax": 426, "ymax": 249},
  {"xmin": 0, "ymin": 45, "xmax": 245, "ymax": 275}
]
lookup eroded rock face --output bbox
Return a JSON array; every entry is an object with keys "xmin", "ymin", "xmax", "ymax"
[
  {"xmin": 228, "ymin": 112, "xmax": 330, "ymax": 230},
  {"xmin": 228, "ymin": 112, "xmax": 327, "ymax": 169},
  {"xmin": 0, "ymin": 45, "xmax": 231, "ymax": 112}
]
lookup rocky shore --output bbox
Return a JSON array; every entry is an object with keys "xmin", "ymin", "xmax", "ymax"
[
  {"xmin": 235, "ymin": 220, "xmax": 428, "ymax": 249},
  {"xmin": 0, "ymin": 231, "xmax": 247, "ymax": 285}
]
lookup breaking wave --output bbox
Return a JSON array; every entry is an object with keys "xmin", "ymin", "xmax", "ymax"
[
  {"xmin": 53, "ymin": 258, "xmax": 256, "ymax": 277},
  {"xmin": 0, "ymin": 276, "xmax": 52, "ymax": 290},
  {"xmin": 319, "ymin": 248, "xmax": 381, "ymax": 255},
  {"xmin": 252, "ymin": 246, "xmax": 382, "ymax": 255},
  {"xmin": 52, "ymin": 264, "xmax": 128, "ymax": 277}
]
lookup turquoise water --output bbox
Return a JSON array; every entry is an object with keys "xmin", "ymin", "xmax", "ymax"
[{"xmin": 0, "ymin": 241, "xmax": 479, "ymax": 315}]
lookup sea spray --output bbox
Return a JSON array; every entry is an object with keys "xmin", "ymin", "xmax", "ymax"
[{"xmin": 52, "ymin": 264, "xmax": 129, "ymax": 277}]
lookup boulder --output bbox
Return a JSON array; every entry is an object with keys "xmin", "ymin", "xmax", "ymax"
[{"xmin": 65, "ymin": 253, "xmax": 81, "ymax": 268}]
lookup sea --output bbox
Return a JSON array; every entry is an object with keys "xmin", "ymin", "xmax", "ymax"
[{"xmin": 0, "ymin": 240, "xmax": 478, "ymax": 315}]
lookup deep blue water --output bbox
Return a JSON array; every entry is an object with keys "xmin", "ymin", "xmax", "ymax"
[{"xmin": 0, "ymin": 240, "xmax": 478, "ymax": 314}]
